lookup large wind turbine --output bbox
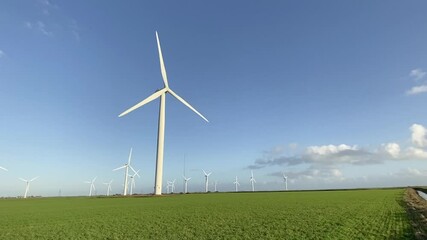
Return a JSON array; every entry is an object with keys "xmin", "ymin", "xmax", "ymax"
[
  {"xmin": 202, "ymin": 169, "xmax": 212, "ymax": 193},
  {"xmin": 283, "ymin": 172, "xmax": 288, "ymax": 191},
  {"xmin": 250, "ymin": 171, "xmax": 256, "ymax": 192},
  {"xmin": 103, "ymin": 180, "xmax": 113, "ymax": 196},
  {"xmin": 19, "ymin": 176, "xmax": 39, "ymax": 198},
  {"xmin": 118, "ymin": 32, "xmax": 209, "ymax": 195},
  {"xmin": 183, "ymin": 175, "xmax": 191, "ymax": 193},
  {"xmin": 113, "ymin": 148, "xmax": 138, "ymax": 196},
  {"xmin": 233, "ymin": 176, "xmax": 240, "ymax": 192},
  {"xmin": 85, "ymin": 177, "xmax": 97, "ymax": 197},
  {"xmin": 129, "ymin": 169, "xmax": 140, "ymax": 195}
]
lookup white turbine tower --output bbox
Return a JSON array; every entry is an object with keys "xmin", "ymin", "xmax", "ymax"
[
  {"xmin": 233, "ymin": 176, "xmax": 240, "ymax": 192},
  {"xmin": 113, "ymin": 148, "xmax": 138, "ymax": 196},
  {"xmin": 202, "ymin": 169, "xmax": 212, "ymax": 193},
  {"xmin": 283, "ymin": 172, "xmax": 288, "ymax": 191},
  {"xmin": 19, "ymin": 176, "xmax": 39, "ymax": 198},
  {"xmin": 250, "ymin": 171, "xmax": 256, "ymax": 192},
  {"xmin": 103, "ymin": 180, "xmax": 113, "ymax": 196},
  {"xmin": 85, "ymin": 177, "xmax": 97, "ymax": 197},
  {"xmin": 183, "ymin": 175, "xmax": 191, "ymax": 193},
  {"xmin": 129, "ymin": 170, "xmax": 140, "ymax": 195},
  {"xmin": 118, "ymin": 32, "xmax": 209, "ymax": 195},
  {"xmin": 214, "ymin": 180, "xmax": 218, "ymax": 192}
]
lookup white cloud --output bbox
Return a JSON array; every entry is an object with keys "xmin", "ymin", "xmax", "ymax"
[
  {"xmin": 307, "ymin": 144, "xmax": 357, "ymax": 156},
  {"xmin": 405, "ymin": 147, "xmax": 427, "ymax": 159},
  {"xmin": 25, "ymin": 21, "xmax": 53, "ymax": 36},
  {"xmin": 382, "ymin": 143, "xmax": 400, "ymax": 158},
  {"xmin": 406, "ymin": 85, "xmax": 427, "ymax": 95},
  {"xmin": 410, "ymin": 68, "xmax": 426, "ymax": 80},
  {"xmin": 0, "ymin": 50, "xmax": 5, "ymax": 58},
  {"xmin": 410, "ymin": 124, "xmax": 427, "ymax": 148}
]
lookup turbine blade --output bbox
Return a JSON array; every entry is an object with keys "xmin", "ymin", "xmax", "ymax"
[
  {"xmin": 128, "ymin": 148, "xmax": 133, "ymax": 165},
  {"xmin": 188, "ymin": 177, "xmax": 191, "ymax": 181},
  {"xmin": 155, "ymin": 31, "xmax": 169, "ymax": 88},
  {"xmin": 30, "ymin": 176, "xmax": 39, "ymax": 182},
  {"xmin": 118, "ymin": 89, "xmax": 166, "ymax": 117},
  {"xmin": 113, "ymin": 165, "xmax": 126, "ymax": 171},
  {"xmin": 19, "ymin": 178, "xmax": 27, "ymax": 182},
  {"xmin": 0, "ymin": 166, "xmax": 8, "ymax": 171},
  {"xmin": 168, "ymin": 89, "xmax": 209, "ymax": 122},
  {"xmin": 92, "ymin": 177, "xmax": 97, "ymax": 182}
]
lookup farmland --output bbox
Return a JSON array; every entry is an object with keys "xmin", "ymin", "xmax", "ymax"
[{"xmin": 0, "ymin": 189, "xmax": 415, "ymax": 239}]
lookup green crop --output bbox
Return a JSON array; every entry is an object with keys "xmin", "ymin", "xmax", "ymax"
[{"xmin": 0, "ymin": 189, "xmax": 415, "ymax": 239}]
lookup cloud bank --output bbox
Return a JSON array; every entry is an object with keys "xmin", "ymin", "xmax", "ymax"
[{"xmin": 249, "ymin": 124, "xmax": 427, "ymax": 170}]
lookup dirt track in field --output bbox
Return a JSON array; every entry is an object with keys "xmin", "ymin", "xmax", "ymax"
[{"xmin": 404, "ymin": 188, "xmax": 427, "ymax": 239}]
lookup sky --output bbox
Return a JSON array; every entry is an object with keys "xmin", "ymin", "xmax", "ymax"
[{"xmin": 1, "ymin": 0, "xmax": 427, "ymax": 197}]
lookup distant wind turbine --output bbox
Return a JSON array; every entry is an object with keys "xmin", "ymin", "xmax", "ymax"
[
  {"xmin": 113, "ymin": 148, "xmax": 138, "ymax": 196},
  {"xmin": 214, "ymin": 180, "xmax": 218, "ymax": 192},
  {"xmin": 183, "ymin": 175, "xmax": 191, "ymax": 193},
  {"xmin": 85, "ymin": 177, "xmax": 97, "ymax": 197},
  {"xmin": 250, "ymin": 171, "xmax": 256, "ymax": 192},
  {"xmin": 233, "ymin": 176, "xmax": 240, "ymax": 192},
  {"xmin": 283, "ymin": 173, "xmax": 288, "ymax": 191},
  {"xmin": 19, "ymin": 176, "xmax": 39, "ymax": 198},
  {"xmin": 129, "ymin": 170, "xmax": 140, "ymax": 195},
  {"xmin": 202, "ymin": 170, "xmax": 212, "ymax": 193},
  {"xmin": 118, "ymin": 31, "xmax": 209, "ymax": 195},
  {"xmin": 103, "ymin": 180, "xmax": 113, "ymax": 196}
]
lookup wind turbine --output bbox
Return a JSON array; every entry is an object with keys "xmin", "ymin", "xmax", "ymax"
[
  {"xmin": 113, "ymin": 148, "xmax": 138, "ymax": 196},
  {"xmin": 202, "ymin": 169, "xmax": 212, "ymax": 193},
  {"xmin": 118, "ymin": 31, "xmax": 209, "ymax": 195},
  {"xmin": 129, "ymin": 170, "xmax": 140, "ymax": 195},
  {"xmin": 19, "ymin": 176, "xmax": 39, "ymax": 198},
  {"xmin": 233, "ymin": 176, "xmax": 240, "ymax": 192},
  {"xmin": 214, "ymin": 180, "xmax": 218, "ymax": 192},
  {"xmin": 170, "ymin": 179, "xmax": 176, "ymax": 193},
  {"xmin": 183, "ymin": 175, "xmax": 191, "ymax": 193},
  {"xmin": 250, "ymin": 171, "xmax": 256, "ymax": 192},
  {"xmin": 103, "ymin": 180, "xmax": 113, "ymax": 196},
  {"xmin": 283, "ymin": 172, "xmax": 288, "ymax": 191},
  {"xmin": 166, "ymin": 180, "xmax": 172, "ymax": 194},
  {"xmin": 85, "ymin": 177, "xmax": 97, "ymax": 196}
]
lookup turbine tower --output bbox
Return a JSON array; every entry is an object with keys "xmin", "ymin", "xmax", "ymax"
[
  {"xmin": 19, "ymin": 176, "xmax": 39, "ymax": 198},
  {"xmin": 103, "ymin": 180, "xmax": 113, "ymax": 196},
  {"xmin": 85, "ymin": 177, "xmax": 97, "ymax": 197},
  {"xmin": 118, "ymin": 32, "xmax": 209, "ymax": 195},
  {"xmin": 183, "ymin": 175, "xmax": 191, "ymax": 193},
  {"xmin": 250, "ymin": 171, "xmax": 256, "ymax": 192},
  {"xmin": 113, "ymin": 148, "xmax": 138, "ymax": 196},
  {"xmin": 202, "ymin": 169, "xmax": 212, "ymax": 193},
  {"xmin": 233, "ymin": 176, "xmax": 240, "ymax": 192},
  {"xmin": 283, "ymin": 172, "xmax": 288, "ymax": 191},
  {"xmin": 214, "ymin": 180, "xmax": 218, "ymax": 192}
]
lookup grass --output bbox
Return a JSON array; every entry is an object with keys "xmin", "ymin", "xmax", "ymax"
[{"xmin": 0, "ymin": 189, "xmax": 415, "ymax": 239}]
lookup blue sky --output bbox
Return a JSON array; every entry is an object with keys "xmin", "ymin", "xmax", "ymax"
[{"xmin": 1, "ymin": 1, "xmax": 427, "ymax": 197}]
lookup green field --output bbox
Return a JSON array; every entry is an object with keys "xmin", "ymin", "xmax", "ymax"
[{"xmin": 0, "ymin": 189, "xmax": 415, "ymax": 239}]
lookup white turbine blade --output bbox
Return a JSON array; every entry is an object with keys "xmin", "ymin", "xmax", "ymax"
[
  {"xmin": 92, "ymin": 177, "xmax": 97, "ymax": 183},
  {"xmin": 118, "ymin": 89, "xmax": 166, "ymax": 117},
  {"xmin": 84, "ymin": 181, "xmax": 91, "ymax": 184},
  {"xmin": 113, "ymin": 165, "xmax": 126, "ymax": 171},
  {"xmin": 187, "ymin": 177, "xmax": 191, "ymax": 181},
  {"xmin": 155, "ymin": 31, "xmax": 169, "ymax": 88},
  {"xmin": 202, "ymin": 169, "xmax": 207, "ymax": 175},
  {"xmin": 0, "ymin": 166, "xmax": 8, "ymax": 171},
  {"xmin": 253, "ymin": 179, "xmax": 256, "ymax": 183},
  {"xmin": 168, "ymin": 89, "xmax": 209, "ymax": 122},
  {"xmin": 30, "ymin": 176, "xmax": 39, "ymax": 182},
  {"xmin": 19, "ymin": 178, "xmax": 27, "ymax": 182},
  {"xmin": 207, "ymin": 172, "xmax": 212, "ymax": 177},
  {"xmin": 127, "ymin": 148, "xmax": 133, "ymax": 165}
]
